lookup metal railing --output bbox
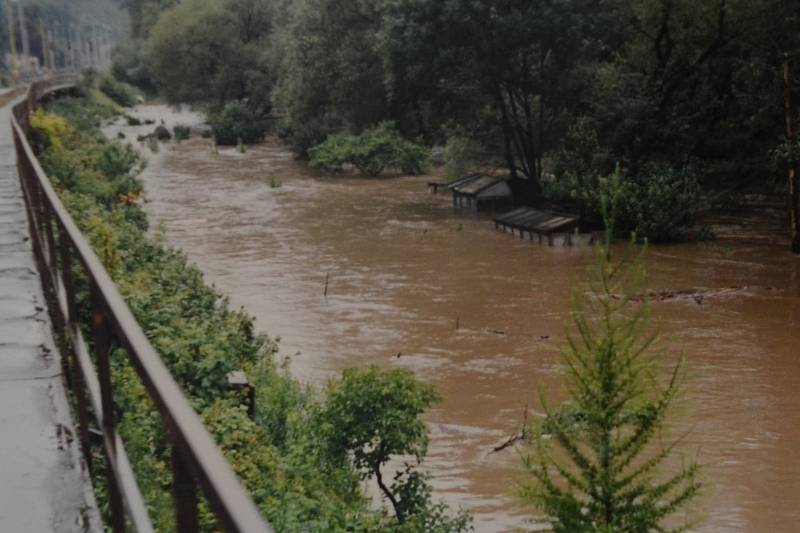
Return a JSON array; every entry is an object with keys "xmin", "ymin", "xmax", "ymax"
[{"xmin": 11, "ymin": 81, "xmax": 273, "ymax": 533}]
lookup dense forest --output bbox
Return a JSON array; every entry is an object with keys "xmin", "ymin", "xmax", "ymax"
[{"xmin": 110, "ymin": 0, "xmax": 800, "ymax": 248}]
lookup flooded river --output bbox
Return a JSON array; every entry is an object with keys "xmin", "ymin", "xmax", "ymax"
[{"xmin": 112, "ymin": 107, "xmax": 800, "ymax": 532}]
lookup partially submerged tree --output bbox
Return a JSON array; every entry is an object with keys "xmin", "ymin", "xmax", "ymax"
[
  {"xmin": 319, "ymin": 366, "xmax": 471, "ymax": 531},
  {"xmin": 521, "ymin": 178, "xmax": 702, "ymax": 531},
  {"xmin": 309, "ymin": 122, "xmax": 430, "ymax": 176}
]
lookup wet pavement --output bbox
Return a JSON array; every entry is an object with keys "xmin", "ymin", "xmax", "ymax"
[{"xmin": 0, "ymin": 99, "xmax": 99, "ymax": 531}]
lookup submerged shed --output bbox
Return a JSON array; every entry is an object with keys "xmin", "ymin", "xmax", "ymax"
[
  {"xmin": 450, "ymin": 174, "xmax": 513, "ymax": 212},
  {"xmin": 428, "ymin": 172, "xmax": 482, "ymax": 193},
  {"xmin": 494, "ymin": 207, "xmax": 600, "ymax": 246}
]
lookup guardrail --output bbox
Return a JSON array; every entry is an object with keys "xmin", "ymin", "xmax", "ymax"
[{"xmin": 11, "ymin": 81, "xmax": 273, "ymax": 533}]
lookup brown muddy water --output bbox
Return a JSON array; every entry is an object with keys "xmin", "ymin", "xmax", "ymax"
[{"xmin": 107, "ymin": 106, "xmax": 800, "ymax": 532}]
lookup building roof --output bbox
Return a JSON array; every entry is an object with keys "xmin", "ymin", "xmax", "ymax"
[
  {"xmin": 495, "ymin": 207, "xmax": 579, "ymax": 234},
  {"xmin": 444, "ymin": 173, "xmax": 483, "ymax": 189},
  {"xmin": 450, "ymin": 174, "xmax": 512, "ymax": 198}
]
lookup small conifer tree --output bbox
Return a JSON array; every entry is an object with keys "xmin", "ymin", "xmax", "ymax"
[{"xmin": 521, "ymin": 169, "xmax": 701, "ymax": 532}]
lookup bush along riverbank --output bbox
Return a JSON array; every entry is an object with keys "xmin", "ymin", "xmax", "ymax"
[{"xmin": 30, "ymin": 85, "xmax": 471, "ymax": 532}]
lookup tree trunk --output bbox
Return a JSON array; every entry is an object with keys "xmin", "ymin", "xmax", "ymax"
[
  {"xmin": 538, "ymin": 49, "xmax": 546, "ymax": 183},
  {"xmin": 375, "ymin": 466, "xmax": 404, "ymax": 524},
  {"xmin": 784, "ymin": 50, "xmax": 800, "ymax": 254},
  {"xmin": 496, "ymin": 87, "xmax": 518, "ymax": 180}
]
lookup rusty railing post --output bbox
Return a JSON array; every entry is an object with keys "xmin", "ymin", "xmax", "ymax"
[
  {"xmin": 58, "ymin": 230, "xmax": 94, "ymax": 473},
  {"xmin": 41, "ymin": 197, "xmax": 64, "ymax": 339},
  {"xmin": 171, "ymin": 444, "xmax": 199, "ymax": 532},
  {"xmin": 22, "ymin": 162, "xmax": 47, "ymax": 281},
  {"xmin": 91, "ymin": 288, "xmax": 126, "ymax": 533}
]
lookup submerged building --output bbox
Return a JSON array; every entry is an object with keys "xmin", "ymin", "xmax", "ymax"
[{"xmin": 448, "ymin": 173, "xmax": 513, "ymax": 213}]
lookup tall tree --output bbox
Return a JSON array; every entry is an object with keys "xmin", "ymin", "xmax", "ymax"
[
  {"xmin": 319, "ymin": 366, "xmax": 471, "ymax": 531},
  {"xmin": 272, "ymin": 0, "xmax": 389, "ymax": 153},
  {"xmin": 385, "ymin": 0, "xmax": 592, "ymax": 192},
  {"xmin": 145, "ymin": 0, "xmax": 274, "ymax": 115},
  {"xmin": 521, "ymin": 175, "xmax": 701, "ymax": 530}
]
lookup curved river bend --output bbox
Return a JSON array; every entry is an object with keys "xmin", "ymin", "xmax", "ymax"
[{"xmin": 109, "ymin": 107, "xmax": 800, "ymax": 532}]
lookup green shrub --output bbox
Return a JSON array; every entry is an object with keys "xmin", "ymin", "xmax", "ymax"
[
  {"xmin": 396, "ymin": 141, "xmax": 431, "ymax": 175},
  {"xmin": 309, "ymin": 122, "xmax": 430, "ymax": 176},
  {"xmin": 620, "ymin": 163, "xmax": 712, "ymax": 242},
  {"xmin": 318, "ymin": 366, "xmax": 471, "ymax": 530},
  {"xmin": 111, "ymin": 39, "xmax": 158, "ymax": 94},
  {"xmin": 543, "ymin": 117, "xmax": 610, "ymax": 216},
  {"xmin": 307, "ymin": 133, "xmax": 352, "ymax": 173},
  {"xmin": 45, "ymin": 93, "xmax": 119, "ymax": 135},
  {"xmin": 443, "ymin": 135, "xmax": 485, "ymax": 180},
  {"xmin": 173, "ymin": 124, "xmax": 191, "ymax": 141},
  {"xmin": 99, "ymin": 74, "xmax": 140, "ymax": 108},
  {"xmin": 153, "ymin": 125, "xmax": 172, "ymax": 141},
  {"xmin": 30, "ymin": 110, "xmax": 144, "ymax": 211},
  {"xmin": 209, "ymin": 102, "xmax": 268, "ymax": 145},
  {"xmin": 277, "ymin": 117, "xmax": 331, "ymax": 156},
  {"xmin": 544, "ymin": 159, "xmax": 710, "ymax": 242},
  {"xmin": 96, "ymin": 142, "xmax": 143, "ymax": 179}
]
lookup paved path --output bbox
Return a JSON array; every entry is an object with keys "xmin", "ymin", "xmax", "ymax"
[{"xmin": 0, "ymin": 98, "xmax": 100, "ymax": 531}]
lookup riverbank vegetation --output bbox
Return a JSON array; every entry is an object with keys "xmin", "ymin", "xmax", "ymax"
[
  {"xmin": 116, "ymin": 0, "xmax": 800, "ymax": 246},
  {"xmin": 30, "ymin": 84, "xmax": 471, "ymax": 532},
  {"xmin": 309, "ymin": 122, "xmax": 430, "ymax": 176},
  {"xmin": 98, "ymin": 72, "xmax": 141, "ymax": 107}
]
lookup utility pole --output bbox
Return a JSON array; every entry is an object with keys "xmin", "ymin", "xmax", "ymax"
[
  {"xmin": 83, "ymin": 30, "xmax": 91, "ymax": 68},
  {"xmin": 67, "ymin": 25, "xmax": 76, "ymax": 70},
  {"xmin": 5, "ymin": 0, "xmax": 18, "ymax": 81},
  {"xmin": 105, "ymin": 29, "xmax": 113, "ymax": 65},
  {"xmin": 47, "ymin": 26, "xmax": 55, "ymax": 71},
  {"xmin": 37, "ymin": 16, "xmax": 48, "ymax": 72},
  {"xmin": 100, "ymin": 27, "xmax": 108, "ymax": 67},
  {"xmin": 65, "ymin": 25, "xmax": 72, "ymax": 69},
  {"xmin": 94, "ymin": 25, "xmax": 102, "ymax": 67},
  {"xmin": 784, "ymin": 50, "xmax": 800, "ymax": 254},
  {"xmin": 76, "ymin": 25, "xmax": 85, "ymax": 69},
  {"xmin": 54, "ymin": 21, "xmax": 62, "ymax": 71},
  {"xmin": 89, "ymin": 25, "xmax": 97, "ymax": 67},
  {"xmin": 16, "ymin": 0, "xmax": 29, "ymax": 73}
]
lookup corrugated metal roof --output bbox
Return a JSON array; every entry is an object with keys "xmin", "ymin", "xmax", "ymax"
[
  {"xmin": 495, "ymin": 207, "xmax": 579, "ymax": 234},
  {"xmin": 445, "ymin": 173, "xmax": 483, "ymax": 190},
  {"xmin": 452, "ymin": 174, "xmax": 511, "ymax": 197}
]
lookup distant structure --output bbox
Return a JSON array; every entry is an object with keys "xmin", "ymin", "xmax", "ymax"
[
  {"xmin": 494, "ymin": 207, "xmax": 602, "ymax": 246},
  {"xmin": 429, "ymin": 172, "xmax": 601, "ymax": 245},
  {"xmin": 436, "ymin": 173, "xmax": 513, "ymax": 213},
  {"xmin": 3, "ymin": 0, "xmax": 122, "ymax": 84}
]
